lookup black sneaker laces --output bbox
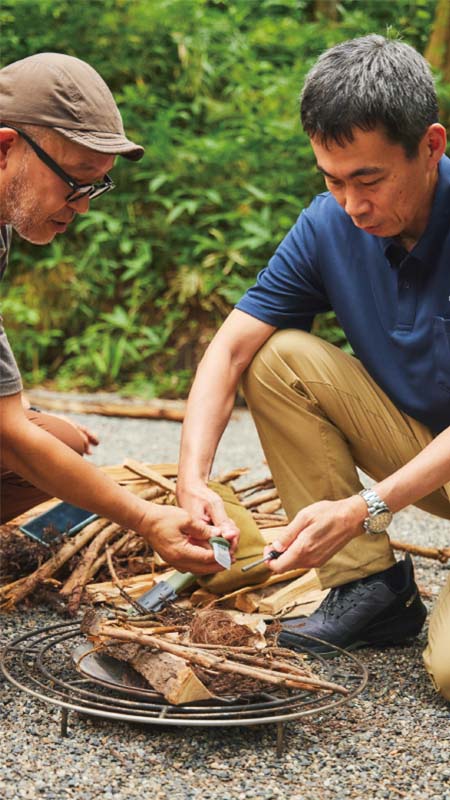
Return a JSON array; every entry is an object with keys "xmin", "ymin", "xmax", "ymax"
[{"xmin": 321, "ymin": 581, "xmax": 377, "ymax": 619}]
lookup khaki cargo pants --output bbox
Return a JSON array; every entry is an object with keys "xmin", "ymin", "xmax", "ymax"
[{"xmin": 242, "ymin": 330, "xmax": 450, "ymax": 701}]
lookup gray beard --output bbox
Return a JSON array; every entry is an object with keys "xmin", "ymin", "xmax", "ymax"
[{"xmin": 3, "ymin": 159, "xmax": 53, "ymax": 245}]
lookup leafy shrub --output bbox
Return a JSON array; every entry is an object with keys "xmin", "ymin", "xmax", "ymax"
[{"xmin": 1, "ymin": 0, "xmax": 442, "ymax": 394}]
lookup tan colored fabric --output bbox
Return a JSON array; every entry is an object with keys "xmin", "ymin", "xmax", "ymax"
[
  {"xmin": 197, "ymin": 481, "xmax": 270, "ymax": 592},
  {"xmin": 1, "ymin": 409, "xmax": 85, "ymax": 523},
  {"xmin": 423, "ymin": 574, "xmax": 450, "ymax": 701},
  {"xmin": 242, "ymin": 330, "xmax": 450, "ymax": 700},
  {"xmin": 243, "ymin": 330, "xmax": 450, "ymax": 587}
]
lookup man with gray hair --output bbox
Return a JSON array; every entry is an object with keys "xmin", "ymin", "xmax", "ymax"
[
  {"xmin": 177, "ymin": 35, "xmax": 450, "ymax": 699},
  {"xmin": 0, "ymin": 52, "xmax": 232, "ymax": 574}
]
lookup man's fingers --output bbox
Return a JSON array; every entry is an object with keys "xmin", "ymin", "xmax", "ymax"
[
  {"xmin": 184, "ymin": 518, "xmax": 220, "ymax": 541},
  {"xmin": 173, "ymin": 543, "xmax": 224, "ymax": 575}
]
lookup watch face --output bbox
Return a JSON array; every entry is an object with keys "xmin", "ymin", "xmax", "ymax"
[{"xmin": 364, "ymin": 511, "xmax": 392, "ymax": 533}]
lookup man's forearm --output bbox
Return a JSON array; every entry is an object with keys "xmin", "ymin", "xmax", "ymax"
[
  {"xmin": 178, "ymin": 348, "xmax": 240, "ymax": 487},
  {"xmin": 370, "ymin": 426, "xmax": 450, "ymax": 512},
  {"xmin": 2, "ymin": 419, "xmax": 155, "ymax": 535}
]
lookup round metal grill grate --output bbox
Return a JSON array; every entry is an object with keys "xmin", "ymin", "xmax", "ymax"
[{"xmin": 2, "ymin": 620, "xmax": 368, "ymax": 743}]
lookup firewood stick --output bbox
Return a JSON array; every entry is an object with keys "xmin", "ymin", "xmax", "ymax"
[
  {"xmin": 214, "ymin": 467, "xmax": 249, "ymax": 483},
  {"xmin": 83, "ymin": 530, "xmax": 137, "ymax": 586},
  {"xmin": 253, "ymin": 519, "xmax": 288, "ymax": 528},
  {"xmin": 95, "ymin": 624, "xmax": 348, "ymax": 694},
  {"xmin": 391, "ymin": 539, "xmax": 450, "ymax": 563},
  {"xmin": 0, "ymin": 517, "xmax": 110, "ymax": 608},
  {"xmin": 235, "ymin": 477, "xmax": 274, "ymax": 496},
  {"xmin": 124, "ymin": 459, "xmax": 177, "ymax": 494},
  {"xmin": 257, "ymin": 498, "xmax": 282, "ymax": 514},
  {"xmin": 60, "ymin": 522, "xmax": 122, "ymax": 598},
  {"xmin": 242, "ymin": 488, "xmax": 279, "ymax": 509}
]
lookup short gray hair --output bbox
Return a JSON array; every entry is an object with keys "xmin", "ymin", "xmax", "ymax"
[{"xmin": 300, "ymin": 34, "xmax": 439, "ymax": 158}]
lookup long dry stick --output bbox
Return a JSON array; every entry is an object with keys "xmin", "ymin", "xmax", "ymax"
[
  {"xmin": 124, "ymin": 459, "xmax": 177, "ymax": 494},
  {"xmin": 391, "ymin": 539, "xmax": 450, "ymax": 564},
  {"xmin": 95, "ymin": 624, "xmax": 348, "ymax": 695},
  {"xmin": 0, "ymin": 517, "xmax": 109, "ymax": 608}
]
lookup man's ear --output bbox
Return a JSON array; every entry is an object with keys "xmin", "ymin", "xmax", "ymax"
[
  {"xmin": 0, "ymin": 128, "xmax": 20, "ymax": 170},
  {"xmin": 425, "ymin": 123, "xmax": 447, "ymax": 166}
]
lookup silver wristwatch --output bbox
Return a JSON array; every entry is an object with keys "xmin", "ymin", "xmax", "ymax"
[{"xmin": 359, "ymin": 488, "xmax": 393, "ymax": 533}]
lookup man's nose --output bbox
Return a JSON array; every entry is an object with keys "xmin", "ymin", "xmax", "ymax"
[
  {"xmin": 343, "ymin": 189, "xmax": 371, "ymax": 218},
  {"xmin": 67, "ymin": 194, "xmax": 91, "ymax": 214}
]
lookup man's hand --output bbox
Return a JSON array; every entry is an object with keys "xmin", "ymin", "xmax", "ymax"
[
  {"xmin": 138, "ymin": 504, "xmax": 227, "ymax": 574},
  {"xmin": 265, "ymin": 496, "xmax": 367, "ymax": 573},
  {"xmin": 176, "ymin": 482, "xmax": 240, "ymax": 555},
  {"xmin": 58, "ymin": 416, "xmax": 99, "ymax": 455}
]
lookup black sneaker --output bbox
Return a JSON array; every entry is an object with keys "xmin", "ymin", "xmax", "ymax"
[{"xmin": 278, "ymin": 554, "xmax": 427, "ymax": 655}]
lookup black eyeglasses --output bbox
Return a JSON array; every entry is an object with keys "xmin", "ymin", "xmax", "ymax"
[{"xmin": 6, "ymin": 126, "xmax": 115, "ymax": 202}]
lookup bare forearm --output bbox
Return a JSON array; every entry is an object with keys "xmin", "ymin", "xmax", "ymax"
[
  {"xmin": 3, "ymin": 421, "xmax": 152, "ymax": 533},
  {"xmin": 179, "ymin": 348, "xmax": 240, "ymax": 486},
  {"xmin": 372, "ymin": 426, "xmax": 450, "ymax": 511}
]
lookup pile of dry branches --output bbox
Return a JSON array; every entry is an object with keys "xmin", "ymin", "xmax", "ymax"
[{"xmin": 81, "ymin": 606, "xmax": 349, "ymax": 704}]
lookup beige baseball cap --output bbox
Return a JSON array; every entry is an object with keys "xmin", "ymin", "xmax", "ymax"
[{"xmin": 0, "ymin": 52, "xmax": 144, "ymax": 160}]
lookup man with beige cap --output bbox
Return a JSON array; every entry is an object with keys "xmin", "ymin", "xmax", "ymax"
[{"xmin": 0, "ymin": 52, "xmax": 232, "ymax": 573}]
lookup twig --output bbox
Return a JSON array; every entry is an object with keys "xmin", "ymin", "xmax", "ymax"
[{"xmin": 105, "ymin": 547, "xmax": 148, "ymax": 615}]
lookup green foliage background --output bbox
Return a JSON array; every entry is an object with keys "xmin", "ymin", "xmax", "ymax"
[{"xmin": 1, "ymin": 0, "xmax": 445, "ymax": 396}]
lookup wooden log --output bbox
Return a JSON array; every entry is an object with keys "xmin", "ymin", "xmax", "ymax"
[{"xmin": 26, "ymin": 391, "xmax": 186, "ymax": 421}]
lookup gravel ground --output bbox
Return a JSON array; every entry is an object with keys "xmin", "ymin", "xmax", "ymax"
[{"xmin": 1, "ymin": 409, "xmax": 450, "ymax": 800}]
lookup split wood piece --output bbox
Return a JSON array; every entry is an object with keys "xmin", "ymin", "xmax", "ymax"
[
  {"xmin": 257, "ymin": 570, "xmax": 322, "ymax": 616},
  {"xmin": 85, "ymin": 569, "xmax": 177, "ymax": 605},
  {"xmin": 123, "ymin": 459, "xmax": 177, "ymax": 494},
  {"xmin": 95, "ymin": 624, "xmax": 348, "ymax": 695},
  {"xmin": 0, "ymin": 517, "xmax": 109, "ymax": 608},
  {"xmin": 26, "ymin": 391, "xmax": 186, "ymax": 422},
  {"xmin": 241, "ymin": 488, "xmax": 279, "ymax": 509},
  {"xmin": 100, "ymin": 641, "xmax": 215, "ymax": 704},
  {"xmin": 391, "ymin": 539, "xmax": 450, "ymax": 564}
]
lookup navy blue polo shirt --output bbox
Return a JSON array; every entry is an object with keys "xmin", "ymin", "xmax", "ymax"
[{"xmin": 236, "ymin": 155, "xmax": 450, "ymax": 434}]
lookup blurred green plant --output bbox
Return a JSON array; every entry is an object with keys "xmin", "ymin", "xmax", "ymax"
[{"xmin": 1, "ymin": 0, "xmax": 442, "ymax": 394}]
